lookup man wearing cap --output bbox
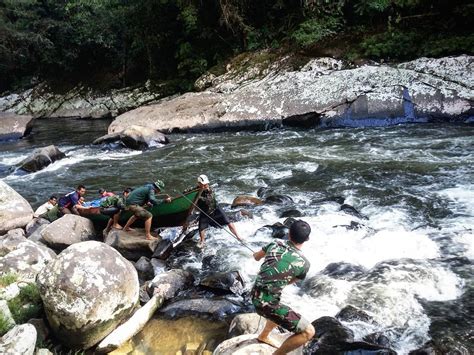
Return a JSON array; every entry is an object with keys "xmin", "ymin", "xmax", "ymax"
[
  {"xmin": 251, "ymin": 220, "xmax": 315, "ymax": 354},
  {"xmin": 194, "ymin": 174, "xmax": 242, "ymax": 247},
  {"xmin": 122, "ymin": 180, "xmax": 170, "ymax": 240}
]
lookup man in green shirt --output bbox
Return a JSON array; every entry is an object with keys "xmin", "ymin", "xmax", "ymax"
[
  {"xmin": 122, "ymin": 180, "xmax": 170, "ymax": 240},
  {"xmin": 252, "ymin": 219, "xmax": 315, "ymax": 354}
]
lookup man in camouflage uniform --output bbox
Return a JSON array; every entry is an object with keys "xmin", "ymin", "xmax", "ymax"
[{"xmin": 252, "ymin": 219, "xmax": 315, "ymax": 354}]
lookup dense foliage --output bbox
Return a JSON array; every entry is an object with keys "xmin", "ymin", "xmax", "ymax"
[{"xmin": 0, "ymin": 0, "xmax": 472, "ymax": 92}]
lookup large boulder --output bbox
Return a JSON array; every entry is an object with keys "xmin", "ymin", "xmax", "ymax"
[
  {"xmin": 36, "ymin": 241, "xmax": 139, "ymax": 349},
  {"xmin": 228, "ymin": 313, "xmax": 265, "ymax": 338},
  {"xmin": 214, "ymin": 334, "xmax": 303, "ymax": 355},
  {"xmin": 109, "ymin": 55, "xmax": 473, "ymax": 133},
  {"xmin": 17, "ymin": 145, "xmax": 66, "ymax": 173},
  {"xmin": 0, "ymin": 181, "xmax": 34, "ymax": 234},
  {"xmin": 93, "ymin": 125, "xmax": 169, "ymax": 150},
  {"xmin": 40, "ymin": 214, "xmax": 96, "ymax": 249},
  {"xmin": 0, "ymin": 232, "xmax": 56, "ymax": 282},
  {"xmin": 104, "ymin": 229, "xmax": 159, "ymax": 261},
  {"xmin": 0, "ymin": 112, "xmax": 34, "ymax": 141},
  {"xmin": 147, "ymin": 269, "xmax": 193, "ymax": 299},
  {"xmin": 0, "ymin": 324, "xmax": 37, "ymax": 355}
]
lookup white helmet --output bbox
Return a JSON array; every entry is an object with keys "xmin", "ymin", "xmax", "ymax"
[{"xmin": 197, "ymin": 174, "xmax": 210, "ymax": 185}]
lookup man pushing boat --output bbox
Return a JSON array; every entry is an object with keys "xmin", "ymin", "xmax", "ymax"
[{"xmin": 122, "ymin": 180, "xmax": 171, "ymax": 240}]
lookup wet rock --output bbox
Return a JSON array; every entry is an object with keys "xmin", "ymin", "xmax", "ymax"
[
  {"xmin": 104, "ymin": 228, "xmax": 159, "ymax": 261},
  {"xmin": 160, "ymin": 297, "xmax": 242, "ymax": 320},
  {"xmin": 321, "ymin": 262, "xmax": 367, "ymax": 281},
  {"xmin": 363, "ymin": 332, "xmax": 392, "ymax": 348},
  {"xmin": 0, "ymin": 323, "xmax": 37, "ymax": 355},
  {"xmin": 199, "ymin": 271, "xmax": 245, "ymax": 295},
  {"xmin": 17, "ymin": 145, "xmax": 66, "ymax": 173},
  {"xmin": 340, "ymin": 204, "xmax": 368, "ymax": 220},
  {"xmin": 258, "ymin": 223, "xmax": 289, "ymax": 240},
  {"xmin": 148, "ymin": 269, "xmax": 193, "ymax": 299},
  {"xmin": 335, "ymin": 305, "xmax": 375, "ymax": 324},
  {"xmin": 264, "ymin": 194, "xmax": 294, "ymax": 205},
  {"xmin": 0, "ymin": 181, "xmax": 34, "ymax": 234},
  {"xmin": 256, "ymin": 187, "xmax": 275, "ymax": 199},
  {"xmin": 302, "ymin": 275, "xmax": 337, "ymax": 298},
  {"xmin": 25, "ymin": 218, "xmax": 50, "ymax": 237},
  {"xmin": 333, "ymin": 220, "xmax": 366, "ymax": 230},
  {"xmin": 135, "ymin": 256, "xmax": 154, "ymax": 281},
  {"xmin": 0, "ymin": 234, "xmax": 56, "ymax": 282},
  {"xmin": 150, "ymin": 258, "xmax": 167, "ymax": 276},
  {"xmin": 313, "ymin": 196, "xmax": 346, "ymax": 205},
  {"xmin": 231, "ymin": 196, "xmax": 263, "ymax": 208},
  {"xmin": 279, "ymin": 209, "xmax": 304, "ymax": 218},
  {"xmin": 152, "ymin": 239, "xmax": 173, "ymax": 260},
  {"xmin": 283, "ymin": 112, "xmax": 321, "ymax": 128},
  {"xmin": 36, "ymin": 241, "xmax": 139, "ymax": 349},
  {"xmin": 41, "ymin": 214, "xmax": 96, "ymax": 250},
  {"xmin": 0, "ymin": 112, "xmax": 34, "ymax": 141},
  {"xmin": 228, "ymin": 313, "xmax": 265, "ymax": 338},
  {"xmin": 226, "ymin": 209, "xmax": 253, "ymax": 223},
  {"xmin": 306, "ymin": 316, "xmax": 396, "ymax": 354},
  {"xmin": 94, "ymin": 125, "xmax": 169, "ymax": 150},
  {"xmin": 283, "ymin": 217, "xmax": 298, "ymax": 227}
]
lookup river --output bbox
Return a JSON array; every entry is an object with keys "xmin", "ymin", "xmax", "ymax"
[{"xmin": 1, "ymin": 119, "xmax": 473, "ymax": 354}]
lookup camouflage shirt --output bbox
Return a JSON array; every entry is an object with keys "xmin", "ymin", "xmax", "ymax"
[{"xmin": 254, "ymin": 240, "xmax": 310, "ymax": 296}]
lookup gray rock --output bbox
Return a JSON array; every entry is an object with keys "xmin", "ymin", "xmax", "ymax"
[
  {"xmin": 0, "ymin": 112, "xmax": 34, "ymax": 141},
  {"xmin": 214, "ymin": 334, "xmax": 303, "ymax": 355},
  {"xmin": 41, "ymin": 214, "xmax": 96, "ymax": 249},
  {"xmin": 17, "ymin": 145, "xmax": 66, "ymax": 173},
  {"xmin": 150, "ymin": 258, "xmax": 167, "ymax": 276},
  {"xmin": 148, "ymin": 269, "xmax": 193, "ymax": 299},
  {"xmin": 35, "ymin": 349, "xmax": 54, "ymax": 355},
  {"xmin": 93, "ymin": 125, "xmax": 169, "ymax": 150},
  {"xmin": 109, "ymin": 55, "xmax": 473, "ymax": 133},
  {"xmin": 104, "ymin": 229, "xmax": 158, "ymax": 261},
  {"xmin": 200, "ymin": 271, "xmax": 245, "ymax": 295},
  {"xmin": 0, "ymin": 283, "xmax": 20, "ymax": 301},
  {"xmin": 159, "ymin": 297, "xmax": 242, "ymax": 320},
  {"xmin": 134, "ymin": 256, "xmax": 154, "ymax": 281},
  {"xmin": 0, "ymin": 230, "xmax": 27, "ymax": 256},
  {"xmin": 0, "ymin": 181, "xmax": 34, "ymax": 234},
  {"xmin": 0, "ymin": 300, "xmax": 15, "ymax": 332},
  {"xmin": 228, "ymin": 313, "xmax": 265, "ymax": 338},
  {"xmin": 0, "ymin": 324, "xmax": 37, "ymax": 355},
  {"xmin": 25, "ymin": 218, "xmax": 50, "ymax": 237},
  {"xmin": 36, "ymin": 241, "xmax": 139, "ymax": 349},
  {"xmin": 335, "ymin": 305, "xmax": 375, "ymax": 324},
  {"xmin": 0, "ymin": 234, "xmax": 56, "ymax": 282}
]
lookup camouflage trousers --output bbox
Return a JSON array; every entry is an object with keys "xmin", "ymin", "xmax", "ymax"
[{"xmin": 251, "ymin": 287, "xmax": 310, "ymax": 333}]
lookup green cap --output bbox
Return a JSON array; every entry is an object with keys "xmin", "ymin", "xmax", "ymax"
[{"xmin": 153, "ymin": 180, "xmax": 165, "ymax": 191}]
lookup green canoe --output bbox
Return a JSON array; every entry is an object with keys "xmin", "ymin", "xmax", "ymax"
[{"xmin": 79, "ymin": 189, "xmax": 201, "ymax": 231}]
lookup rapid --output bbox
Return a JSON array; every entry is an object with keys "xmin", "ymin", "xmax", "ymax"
[{"xmin": 1, "ymin": 119, "xmax": 472, "ymax": 354}]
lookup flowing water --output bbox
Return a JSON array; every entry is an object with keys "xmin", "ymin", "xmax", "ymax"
[{"xmin": 1, "ymin": 119, "xmax": 473, "ymax": 354}]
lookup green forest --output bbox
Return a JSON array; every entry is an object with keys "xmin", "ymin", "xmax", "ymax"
[{"xmin": 1, "ymin": 0, "xmax": 473, "ymax": 93}]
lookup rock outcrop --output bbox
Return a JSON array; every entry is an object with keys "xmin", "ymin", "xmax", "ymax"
[
  {"xmin": 36, "ymin": 241, "xmax": 139, "ymax": 349},
  {"xmin": 104, "ymin": 229, "xmax": 159, "ymax": 261},
  {"xmin": 0, "ymin": 82, "xmax": 165, "ymax": 119},
  {"xmin": 17, "ymin": 145, "xmax": 66, "ymax": 173},
  {"xmin": 41, "ymin": 214, "xmax": 96, "ymax": 250},
  {"xmin": 0, "ymin": 181, "xmax": 34, "ymax": 234},
  {"xmin": 108, "ymin": 55, "xmax": 473, "ymax": 133},
  {"xmin": 93, "ymin": 125, "xmax": 169, "ymax": 150},
  {"xmin": 0, "ymin": 112, "xmax": 34, "ymax": 141}
]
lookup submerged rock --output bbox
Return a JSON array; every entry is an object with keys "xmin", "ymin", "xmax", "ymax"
[
  {"xmin": 0, "ymin": 181, "xmax": 34, "ymax": 234},
  {"xmin": 17, "ymin": 145, "xmax": 66, "ymax": 173},
  {"xmin": 0, "ymin": 324, "xmax": 37, "ymax": 355},
  {"xmin": 320, "ymin": 262, "xmax": 367, "ymax": 281},
  {"xmin": 340, "ymin": 204, "xmax": 368, "ymax": 220},
  {"xmin": 93, "ymin": 124, "xmax": 169, "ymax": 150},
  {"xmin": 41, "ymin": 214, "xmax": 96, "ymax": 250},
  {"xmin": 335, "ymin": 305, "xmax": 375, "ymax": 324},
  {"xmin": 0, "ymin": 112, "xmax": 34, "ymax": 141},
  {"xmin": 36, "ymin": 241, "xmax": 139, "ymax": 349},
  {"xmin": 264, "ymin": 194, "xmax": 294, "ymax": 205}
]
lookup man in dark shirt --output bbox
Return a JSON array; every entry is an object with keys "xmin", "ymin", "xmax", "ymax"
[
  {"xmin": 252, "ymin": 219, "xmax": 315, "ymax": 354},
  {"xmin": 58, "ymin": 185, "xmax": 86, "ymax": 215},
  {"xmin": 122, "ymin": 180, "xmax": 170, "ymax": 240},
  {"xmin": 194, "ymin": 174, "xmax": 242, "ymax": 248}
]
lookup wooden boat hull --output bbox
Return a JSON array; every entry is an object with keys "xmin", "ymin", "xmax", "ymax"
[{"xmin": 79, "ymin": 189, "xmax": 200, "ymax": 231}]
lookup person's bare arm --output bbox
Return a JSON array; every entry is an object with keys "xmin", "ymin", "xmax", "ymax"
[{"xmin": 253, "ymin": 249, "xmax": 266, "ymax": 261}]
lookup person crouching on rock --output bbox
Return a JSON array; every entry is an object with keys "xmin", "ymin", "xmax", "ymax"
[
  {"xmin": 251, "ymin": 219, "xmax": 315, "ymax": 354},
  {"xmin": 58, "ymin": 185, "xmax": 86, "ymax": 215},
  {"xmin": 122, "ymin": 180, "xmax": 171, "ymax": 240},
  {"xmin": 193, "ymin": 174, "xmax": 243, "ymax": 248},
  {"xmin": 102, "ymin": 187, "xmax": 132, "ymax": 233}
]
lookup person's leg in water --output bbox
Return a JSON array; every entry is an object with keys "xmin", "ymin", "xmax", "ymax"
[
  {"xmin": 257, "ymin": 319, "xmax": 280, "ymax": 348},
  {"xmin": 273, "ymin": 324, "xmax": 315, "ymax": 355},
  {"xmin": 198, "ymin": 229, "xmax": 206, "ymax": 248}
]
